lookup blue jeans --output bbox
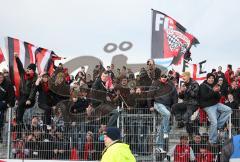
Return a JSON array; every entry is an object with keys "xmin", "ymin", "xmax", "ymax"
[
  {"xmin": 154, "ymin": 103, "xmax": 170, "ymax": 149},
  {"xmin": 154, "ymin": 102, "xmax": 170, "ymax": 134},
  {"xmin": 204, "ymin": 103, "xmax": 232, "ymax": 144}
]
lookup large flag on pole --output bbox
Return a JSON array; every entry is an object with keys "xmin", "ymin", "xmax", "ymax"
[
  {"xmin": 151, "ymin": 9, "xmax": 199, "ymax": 66},
  {"xmin": 7, "ymin": 37, "xmax": 37, "ymax": 97},
  {"xmin": 7, "ymin": 37, "xmax": 62, "ymax": 97},
  {"xmin": 0, "ymin": 47, "xmax": 5, "ymax": 63}
]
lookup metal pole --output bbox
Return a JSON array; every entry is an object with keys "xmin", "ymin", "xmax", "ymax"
[
  {"xmin": 121, "ymin": 104, "xmax": 124, "ymax": 142},
  {"xmin": 7, "ymin": 107, "xmax": 12, "ymax": 159},
  {"xmin": 117, "ymin": 106, "xmax": 120, "ymax": 128},
  {"xmin": 153, "ymin": 112, "xmax": 156, "ymax": 162},
  {"xmin": 228, "ymin": 113, "xmax": 232, "ymax": 139}
]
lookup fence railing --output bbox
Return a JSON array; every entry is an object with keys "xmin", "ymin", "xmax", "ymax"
[{"xmin": 1, "ymin": 106, "xmax": 239, "ymax": 162}]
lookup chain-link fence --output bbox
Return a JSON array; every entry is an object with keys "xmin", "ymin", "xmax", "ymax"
[{"xmin": 1, "ymin": 106, "xmax": 239, "ymax": 162}]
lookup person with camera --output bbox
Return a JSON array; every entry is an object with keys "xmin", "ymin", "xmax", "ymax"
[{"xmin": 199, "ymin": 73, "xmax": 232, "ymax": 145}]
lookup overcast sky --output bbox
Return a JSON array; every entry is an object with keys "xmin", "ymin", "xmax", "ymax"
[{"xmin": 0, "ymin": 0, "xmax": 239, "ymax": 72}]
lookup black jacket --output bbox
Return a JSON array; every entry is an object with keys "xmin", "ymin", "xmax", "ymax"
[
  {"xmin": 0, "ymin": 79, "xmax": 15, "ymax": 107},
  {"xmin": 16, "ymin": 57, "xmax": 37, "ymax": 101},
  {"xmin": 35, "ymin": 83, "xmax": 59, "ymax": 107},
  {"xmin": 199, "ymin": 80, "xmax": 221, "ymax": 108},
  {"xmin": 179, "ymin": 78, "xmax": 199, "ymax": 105},
  {"xmin": 70, "ymin": 98, "xmax": 90, "ymax": 114},
  {"xmin": 148, "ymin": 80, "xmax": 178, "ymax": 108},
  {"xmin": 91, "ymin": 78, "xmax": 109, "ymax": 107}
]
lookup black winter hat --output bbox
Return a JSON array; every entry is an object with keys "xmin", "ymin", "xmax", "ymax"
[
  {"xmin": 206, "ymin": 73, "xmax": 215, "ymax": 79},
  {"xmin": 27, "ymin": 63, "xmax": 36, "ymax": 72},
  {"xmin": 105, "ymin": 127, "xmax": 121, "ymax": 141}
]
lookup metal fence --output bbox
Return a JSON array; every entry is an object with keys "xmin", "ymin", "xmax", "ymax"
[{"xmin": 1, "ymin": 106, "xmax": 239, "ymax": 162}]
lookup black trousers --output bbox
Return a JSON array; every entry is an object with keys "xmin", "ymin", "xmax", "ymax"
[
  {"xmin": 172, "ymin": 101, "xmax": 198, "ymax": 135},
  {"xmin": 16, "ymin": 96, "xmax": 35, "ymax": 124},
  {"xmin": 0, "ymin": 101, "xmax": 7, "ymax": 129},
  {"xmin": 39, "ymin": 103, "xmax": 52, "ymax": 125}
]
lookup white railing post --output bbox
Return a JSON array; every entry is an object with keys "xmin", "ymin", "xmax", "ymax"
[
  {"xmin": 229, "ymin": 112, "xmax": 232, "ymax": 139},
  {"xmin": 7, "ymin": 107, "xmax": 12, "ymax": 159}
]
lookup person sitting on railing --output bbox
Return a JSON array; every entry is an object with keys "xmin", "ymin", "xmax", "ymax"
[
  {"xmin": 148, "ymin": 73, "xmax": 178, "ymax": 153},
  {"xmin": 199, "ymin": 73, "xmax": 232, "ymax": 145},
  {"xmin": 172, "ymin": 72, "xmax": 199, "ymax": 137},
  {"xmin": 14, "ymin": 53, "xmax": 37, "ymax": 124}
]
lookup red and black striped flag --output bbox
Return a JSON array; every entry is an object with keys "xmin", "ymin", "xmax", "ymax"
[
  {"xmin": 7, "ymin": 37, "xmax": 62, "ymax": 97},
  {"xmin": 0, "ymin": 47, "xmax": 5, "ymax": 63},
  {"xmin": 8, "ymin": 37, "xmax": 37, "ymax": 97},
  {"xmin": 151, "ymin": 9, "xmax": 199, "ymax": 66}
]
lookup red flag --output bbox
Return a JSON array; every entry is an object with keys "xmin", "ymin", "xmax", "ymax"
[
  {"xmin": 7, "ymin": 37, "xmax": 61, "ymax": 97},
  {"xmin": 0, "ymin": 48, "xmax": 5, "ymax": 63},
  {"xmin": 7, "ymin": 37, "xmax": 37, "ymax": 98},
  {"xmin": 48, "ymin": 52, "xmax": 63, "ymax": 76},
  {"xmin": 35, "ymin": 48, "xmax": 52, "ymax": 74},
  {"xmin": 70, "ymin": 147, "xmax": 79, "ymax": 160},
  {"xmin": 151, "ymin": 9, "xmax": 199, "ymax": 65}
]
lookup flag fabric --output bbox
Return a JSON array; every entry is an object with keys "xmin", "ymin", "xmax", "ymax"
[
  {"xmin": 35, "ymin": 48, "xmax": 53, "ymax": 74},
  {"xmin": 0, "ymin": 47, "xmax": 5, "ymax": 63},
  {"xmin": 47, "ymin": 52, "xmax": 63, "ymax": 76},
  {"xmin": 151, "ymin": 9, "xmax": 199, "ymax": 66},
  {"xmin": 7, "ymin": 37, "xmax": 61, "ymax": 97},
  {"xmin": 7, "ymin": 37, "xmax": 37, "ymax": 97},
  {"xmin": 173, "ymin": 59, "xmax": 207, "ymax": 84}
]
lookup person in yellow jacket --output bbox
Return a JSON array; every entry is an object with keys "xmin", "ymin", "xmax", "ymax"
[{"xmin": 101, "ymin": 127, "xmax": 136, "ymax": 162}]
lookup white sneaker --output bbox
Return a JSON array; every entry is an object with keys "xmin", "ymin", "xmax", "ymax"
[
  {"xmin": 163, "ymin": 133, "xmax": 169, "ymax": 139},
  {"xmin": 156, "ymin": 147, "xmax": 166, "ymax": 153}
]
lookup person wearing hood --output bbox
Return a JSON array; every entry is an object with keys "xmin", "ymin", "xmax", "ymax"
[
  {"xmin": 199, "ymin": 73, "xmax": 232, "ymax": 145},
  {"xmin": 14, "ymin": 53, "xmax": 37, "ymax": 124},
  {"xmin": 101, "ymin": 127, "xmax": 136, "ymax": 162}
]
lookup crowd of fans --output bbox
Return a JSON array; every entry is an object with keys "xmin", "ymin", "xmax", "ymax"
[{"xmin": 0, "ymin": 54, "xmax": 240, "ymax": 161}]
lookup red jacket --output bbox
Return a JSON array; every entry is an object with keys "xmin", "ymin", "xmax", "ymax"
[
  {"xmin": 196, "ymin": 151, "xmax": 214, "ymax": 162},
  {"xmin": 174, "ymin": 144, "xmax": 191, "ymax": 162},
  {"xmin": 225, "ymin": 70, "xmax": 234, "ymax": 86}
]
